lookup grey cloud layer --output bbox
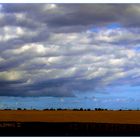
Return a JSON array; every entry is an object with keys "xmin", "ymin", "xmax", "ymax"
[
  {"xmin": 0, "ymin": 4, "xmax": 140, "ymax": 97},
  {"xmin": 2, "ymin": 4, "xmax": 140, "ymax": 31}
]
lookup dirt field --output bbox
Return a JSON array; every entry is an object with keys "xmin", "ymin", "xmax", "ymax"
[{"xmin": 0, "ymin": 110, "xmax": 140, "ymax": 124}]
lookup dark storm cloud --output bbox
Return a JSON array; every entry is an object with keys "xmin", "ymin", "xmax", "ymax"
[
  {"xmin": 2, "ymin": 4, "xmax": 140, "ymax": 32},
  {"xmin": 1, "ymin": 3, "xmax": 43, "ymax": 13},
  {"xmin": 46, "ymin": 4, "xmax": 118, "ymax": 27},
  {"xmin": 0, "ymin": 13, "xmax": 39, "ymax": 29},
  {"xmin": 0, "ymin": 4, "xmax": 140, "ymax": 97},
  {"xmin": 47, "ymin": 4, "xmax": 140, "ymax": 29}
]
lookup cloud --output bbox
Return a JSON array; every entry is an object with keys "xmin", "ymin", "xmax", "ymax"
[
  {"xmin": 0, "ymin": 4, "xmax": 140, "ymax": 97},
  {"xmin": 2, "ymin": 4, "xmax": 140, "ymax": 32}
]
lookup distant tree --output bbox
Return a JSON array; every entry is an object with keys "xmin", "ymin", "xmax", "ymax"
[
  {"xmin": 4, "ymin": 108, "xmax": 11, "ymax": 110},
  {"xmin": 95, "ymin": 108, "xmax": 104, "ymax": 111},
  {"xmin": 80, "ymin": 108, "xmax": 83, "ymax": 111},
  {"xmin": 73, "ymin": 108, "xmax": 79, "ymax": 111},
  {"xmin": 17, "ymin": 108, "xmax": 22, "ymax": 110},
  {"xmin": 57, "ymin": 108, "xmax": 62, "ymax": 110},
  {"xmin": 43, "ymin": 108, "xmax": 49, "ymax": 111},
  {"xmin": 50, "ymin": 108, "xmax": 55, "ymax": 111},
  {"xmin": 87, "ymin": 109, "xmax": 91, "ymax": 111}
]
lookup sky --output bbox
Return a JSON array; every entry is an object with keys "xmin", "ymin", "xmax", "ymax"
[{"xmin": 1, "ymin": 4, "xmax": 140, "ymax": 109}]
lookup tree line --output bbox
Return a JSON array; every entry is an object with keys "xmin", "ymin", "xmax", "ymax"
[{"xmin": 1, "ymin": 107, "xmax": 130, "ymax": 111}]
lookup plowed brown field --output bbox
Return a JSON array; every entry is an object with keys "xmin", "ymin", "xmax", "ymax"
[{"xmin": 0, "ymin": 110, "xmax": 140, "ymax": 124}]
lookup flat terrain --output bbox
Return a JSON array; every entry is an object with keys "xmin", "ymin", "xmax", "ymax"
[{"xmin": 0, "ymin": 110, "xmax": 140, "ymax": 124}]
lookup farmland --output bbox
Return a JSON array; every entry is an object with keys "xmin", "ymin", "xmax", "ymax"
[
  {"xmin": 0, "ymin": 110, "xmax": 140, "ymax": 136},
  {"xmin": 0, "ymin": 110, "xmax": 140, "ymax": 124}
]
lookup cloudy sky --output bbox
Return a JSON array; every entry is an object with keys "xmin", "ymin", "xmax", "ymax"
[{"xmin": 1, "ymin": 3, "xmax": 140, "ymax": 109}]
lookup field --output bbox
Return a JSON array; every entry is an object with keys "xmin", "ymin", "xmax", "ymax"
[
  {"xmin": 0, "ymin": 110, "xmax": 140, "ymax": 124},
  {"xmin": 0, "ymin": 110, "xmax": 140, "ymax": 136}
]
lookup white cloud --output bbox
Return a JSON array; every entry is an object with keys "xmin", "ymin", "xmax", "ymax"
[{"xmin": 0, "ymin": 70, "xmax": 23, "ymax": 81}]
